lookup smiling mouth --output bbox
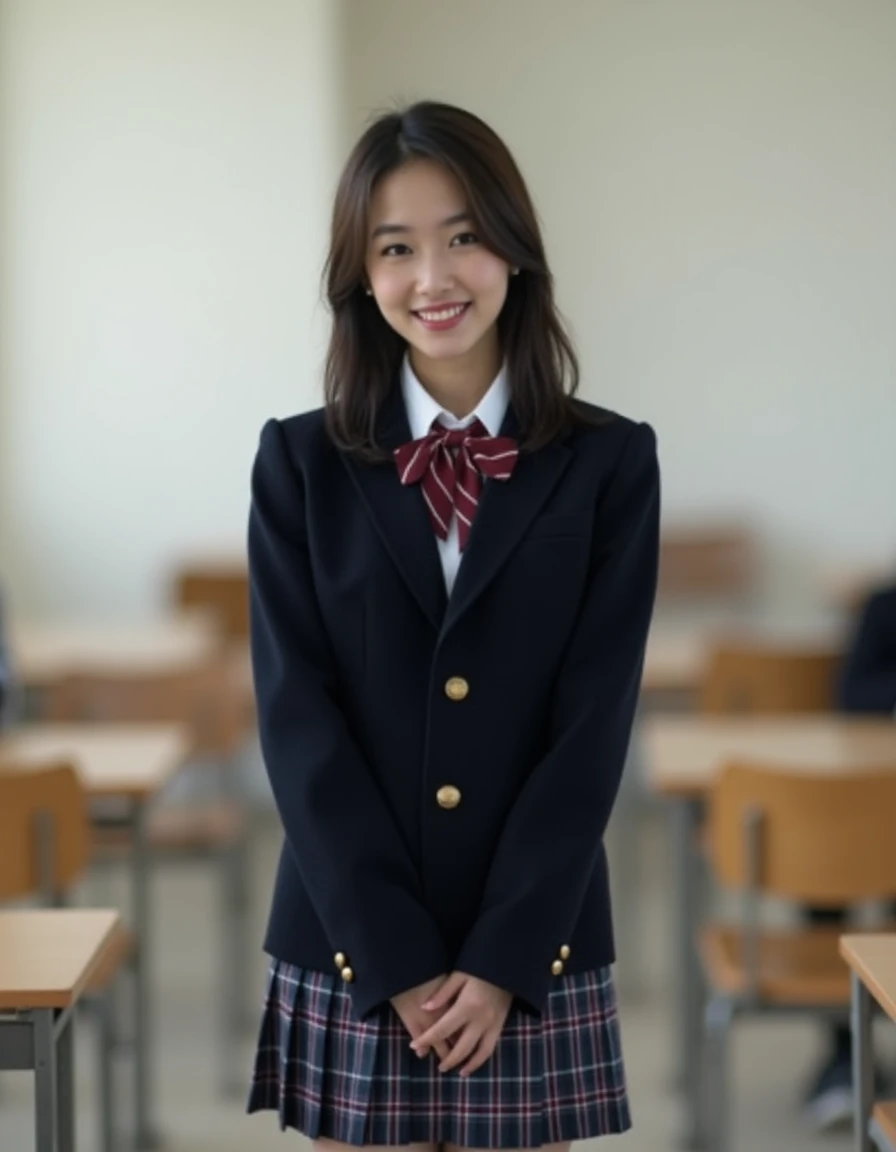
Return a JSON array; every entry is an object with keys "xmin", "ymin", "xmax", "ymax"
[{"xmin": 412, "ymin": 303, "xmax": 471, "ymax": 329}]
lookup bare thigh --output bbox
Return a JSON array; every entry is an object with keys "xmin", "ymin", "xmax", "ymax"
[
  {"xmin": 445, "ymin": 1144, "xmax": 571, "ymax": 1152},
  {"xmin": 313, "ymin": 1142, "xmax": 438, "ymax": 1152}
]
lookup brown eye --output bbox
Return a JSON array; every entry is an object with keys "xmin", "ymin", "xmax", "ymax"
[
  {"xmin": 450, "ymin": 232, "xmax": 478, "ymax": 247},
  {"xmin": 382, "ymin": 243, "xmax": 411, "ymax": 257}
]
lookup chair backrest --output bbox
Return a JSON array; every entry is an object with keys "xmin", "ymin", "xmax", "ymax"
[
  {"xmin": 0, "ymin": 761, "xmax": 89, "ymax": 900},
  {"xmin": 658, "ymin": 525, "xmax": 755, "ymax": 601},
  {"xmin": 699, "ymin": 641, "xmax": 840, "ymax": 714},
  {"xmin": 708, "ymin": 760, "xmax": 896, "ymax": 905},
  {"xmin": 173, "ymin": 565, "xmax": 249, "ymax": 641},
  {"xmin": 42, "ymin": 662, "xmax": 243, "ymax": 758}
]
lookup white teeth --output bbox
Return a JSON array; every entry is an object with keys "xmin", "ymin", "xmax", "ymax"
[{"xmin": 417, "ymin": 304, "xmax": 466, "ymax": 322}]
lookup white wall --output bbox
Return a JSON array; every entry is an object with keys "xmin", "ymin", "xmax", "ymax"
[
  {"xmin": 344, "ymin": 0, "xmax": 896, "ymax": 601},
  {"xmin": 0, "ymin": 0, "xmax": 344, "ymax": 616},
  {"xmin": 2, "ymin": 1, "xmax": 894, "ymax": 619}
]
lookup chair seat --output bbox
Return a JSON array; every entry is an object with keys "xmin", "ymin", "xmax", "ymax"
[
  {"xmin": 873, "ymin": 1101, "xmax": 896, "ymax": 1150},
  {"xmin": 699, "ymin": 924, "xmax": 851, "ymax": 1004},
  {"xmin": 86, "ymin": 921, "xmax": 135, "ymax": 993},
  {"xmin": 91, "ymin": 799, "xmax": 247, "ymax": 858}
]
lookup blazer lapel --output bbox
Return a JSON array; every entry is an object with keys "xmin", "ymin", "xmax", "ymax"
[
  {"xmin": 341, "ymin": 388, "xmax": 448, "ymax": 630},
  {"xmin": 442, "ymin": 408, "xmax": 573, "ymax": 637}
]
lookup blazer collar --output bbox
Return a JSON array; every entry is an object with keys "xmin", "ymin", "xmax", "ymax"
[{"xmin": 343, "ymin": 385, "xmax": 572, "ymax": 636}]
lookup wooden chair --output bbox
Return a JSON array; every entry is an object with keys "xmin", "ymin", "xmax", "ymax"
[
  {"xmin": 699, "ymin": 642, "xmax": 841, "ymax": 715},
  {"xmin": 41, "ymin": 661, "xmax": 252, "ymax": 1096},
  {"xmin": 658, "ymin": 524, "xmax": 756, "ymax": 603},
  {"xmin": 699, "ymin": 762, "xmax": 896, "ymax": 1152},
  {"xmin": 0, "ymin": 762, "xmax": 133, "ymax": 1152},
  {"xmin": 173, "ymin": 562, "xmax": 249, "ymax": 642}
]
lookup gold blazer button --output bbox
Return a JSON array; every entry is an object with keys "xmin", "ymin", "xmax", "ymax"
[
  {"xmin": 559, "ymin": 945, "xmax": 571, "ymax": 960},
  {"xmin": 341, "ymin": 966, "xmax": 354, "ymax": 983},
  {"xmin": 334, "ymin": 952, "xmax": 346, "ymax": 969},
  {"xmin": 436, "ymin": 785, "xmax": 462, "ymax": 810},
  {"xmin": 444, "ymin": 677, "xmax": 469, "ymax": 701},
  {"xmin": 551, "ymin": 960, "xmax": 565, "ymax": 976}
]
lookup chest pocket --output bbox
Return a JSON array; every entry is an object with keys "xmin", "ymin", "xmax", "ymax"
[{"xmin": 524, "ymin": 511, "xmax": 592, "ymax": 541}]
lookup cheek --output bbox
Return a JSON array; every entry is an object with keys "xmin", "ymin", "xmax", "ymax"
[
  {"xmin": 466, "ymin": 257, "xmax": 509, "ymax": 308},
  {"xmin": 370, "ymin": 268, "xmax": 410, "ymax": 313}
]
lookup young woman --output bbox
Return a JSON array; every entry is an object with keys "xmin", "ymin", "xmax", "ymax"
[{"xmin": 247, "ymin": 100, "xmax": 660, "ymax": 1151}]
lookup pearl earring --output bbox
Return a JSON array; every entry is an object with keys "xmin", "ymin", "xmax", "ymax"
[
  {"xmin": 365, "ymin": 287, "xmax": 373, "ymax": 296},
  {"xmin": 510, "ymin": 267, "xmax": 520, "ymax": 276}
]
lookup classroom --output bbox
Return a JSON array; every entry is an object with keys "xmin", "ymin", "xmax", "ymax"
[{"xmin": 1, "ymin": 2, "xmax": 895, "ymax": 1151}]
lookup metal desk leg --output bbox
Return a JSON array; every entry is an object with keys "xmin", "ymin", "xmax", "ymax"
[
  {"xmin": 34, "ymin": 1009, "xmax": 59, "ymax": 1152},
  {"xmin": 672, "ymin": 797, "xmax": 705, "ymax": 1150},
  {"xmin": 57, "ymin": 1008, "xmax": 76, "ymax": 1152},
  {"xmin": 851, "ymin": 971, "xmax": 872, "ymax": 1152},
  {"xmin": 132, "ymin": 800, "xmax": 160, "ymax": 1150}
]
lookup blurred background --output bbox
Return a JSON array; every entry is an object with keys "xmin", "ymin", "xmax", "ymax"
[{"xmin": 1, "ymin": 1, "xmax": 895, "ymax": 1151}]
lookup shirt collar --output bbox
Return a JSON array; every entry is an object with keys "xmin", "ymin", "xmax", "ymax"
[{"xmin": 401, "ymin": 354, "xmax": 510, "ymax": 441}]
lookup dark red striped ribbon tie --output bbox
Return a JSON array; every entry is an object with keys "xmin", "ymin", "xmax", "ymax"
[{"xmin": 394, "ymin": 417, "xmax": 519, "ymax": 551}]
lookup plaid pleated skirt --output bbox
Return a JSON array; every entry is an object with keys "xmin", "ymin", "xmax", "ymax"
[{"xmin": 247, "ymin": 959, "xmax": 631, "ymax": 1147}]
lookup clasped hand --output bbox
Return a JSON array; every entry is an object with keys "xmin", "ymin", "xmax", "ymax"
[{"xmin": 391, "ymin": 971, "xmax": 512, "ymax": 1077}]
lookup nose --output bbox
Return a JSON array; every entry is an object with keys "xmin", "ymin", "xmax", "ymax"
[{"xmin": 415, "ymin": 248, "xmax": 454, "ymax": 296}]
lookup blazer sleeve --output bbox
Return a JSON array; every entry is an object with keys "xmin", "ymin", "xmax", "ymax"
[
  {"xmin": 837, "ymin": 588, "xmax": 896, "ymax": 714},
  {"xmin": 249, "ymin": 418, "xmax": 450, "ymax": 1017},
  {"xmin": 454, "ymin": 421, "xmax": 660, "ymax": 1013}
]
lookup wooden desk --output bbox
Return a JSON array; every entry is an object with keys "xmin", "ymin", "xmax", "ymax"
[
  {"xmin": 0, "ymin": 909, "xmax": 121, "ymax": 1151},
  {"xmin": 643, "ymin": 714, "xmax": 896, "ymax": 1149},
  {"xmin": 0, "ymin": 723, "xmax": 192, "ymax": 798},
  {"xmin": 641, "ymin": 611, "xmax": 846, "ymax": 696},
  {"xmin": 840, "ymin": 935, "xmax": 896, "ymax": 1152},
  {"xmin": 643, "ymin": 715, "xmax": 896, "ymax": 797},
  {"xmin": 11, "ymin": 612, "xmax": 222, "ymax": 689},
  {"xmin": 0, "ymin": 724, "xmax": 192, "ymax": 1150}
]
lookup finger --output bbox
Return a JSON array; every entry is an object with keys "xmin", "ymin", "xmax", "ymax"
[
  {"xmin": 409, "ymin": 1019, "xmax": 452, "ymax": 1064},
  {"xmin": 438, "ymin": 1025, "xmax": 481, "ymax": 1073},
  {"xmin": 422, "ymin": 971, "xmax": 466, "ymax": 1011},
  {"xmin": 460, "ymin": 1031, "xmax": 498, "ymax": 1077},
  {"xmin": 412, "ymin": 1004, "xmax": 465, "ymax": 1052},
  {"xmin": 412, "ymin": 1014, "xmax": 456, "ymax": 1060}
]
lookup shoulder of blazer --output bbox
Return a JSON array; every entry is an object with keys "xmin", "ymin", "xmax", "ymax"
[
  {"xmin": 862, "ymin": 585, "xmax": 896, "ymax": 627},
  {"xmin": 565, "ymin": 398, "xmax": 655, "ymax": 459},
  {"xmin": 265, "ymin": 407, "xmax": 336, "ymax": 474}
]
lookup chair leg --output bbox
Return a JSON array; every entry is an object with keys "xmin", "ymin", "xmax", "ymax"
[
  {"xmin": 218, "ymin": 838, "xmax": 247, "ymax": 1098},
  {"xmin": 232, "ymin": 826, "xmax": 254, "ymax": 1033},
  {"xmin": 704, "ymin": 995, "xmax": 735, "ymax": 1152}
]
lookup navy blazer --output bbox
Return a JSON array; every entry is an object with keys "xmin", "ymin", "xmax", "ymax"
[
  {"xmin": 248, "ymin": 389, "xmax": 660, "ymax": 1019},
  {"xmin": 838, "ymin": 584, "xmax": 896, "ymax": 714}
]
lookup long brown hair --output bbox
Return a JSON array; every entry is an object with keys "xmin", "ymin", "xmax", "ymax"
[{"xmin": 323, "ymin": 101, "xmax": 593, "ymax": 459}]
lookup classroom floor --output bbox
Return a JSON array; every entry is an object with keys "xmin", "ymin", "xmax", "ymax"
[{"xmin": 2, "ymin": 795, "xmax": 878, "ymax": 1151}]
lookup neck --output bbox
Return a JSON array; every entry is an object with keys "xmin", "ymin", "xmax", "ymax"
[{"xmin": 409, "ymin": 334, "xmax": 502, "ymax": 419}]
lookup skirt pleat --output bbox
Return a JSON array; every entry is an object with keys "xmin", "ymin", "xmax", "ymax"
[{"xmin": 248, "ymin": 960, "xmax": 631, "ymax": 1148}]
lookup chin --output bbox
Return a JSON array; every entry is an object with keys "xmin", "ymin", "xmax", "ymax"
[{"xmin": 410, "ymin": 332, "xmax": 485, "ymax": 362}]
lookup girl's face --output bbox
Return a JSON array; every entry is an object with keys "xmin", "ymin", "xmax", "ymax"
[{"xmin": 365, "ymin": 159, "xmax": 511, "ymax": 380}]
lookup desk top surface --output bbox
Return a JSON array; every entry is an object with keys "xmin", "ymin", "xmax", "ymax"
[
  {"xmin": 0, "ymin": 909, "xmax": 122, "ymax": 1010},
  {"xmin": 12, "ymin": 613, "xmax": 221, "ymax": 686},
  {"xmin": 0, "ymin": 723, "xmax": 192, "ymax": 799},
  {"xmin": 840, "ymin": 935, "xmax": 896, "ymax": 1022},
  {"xmin": 643, "ymin": 715, "xmax": 896, "ymax": 797}
]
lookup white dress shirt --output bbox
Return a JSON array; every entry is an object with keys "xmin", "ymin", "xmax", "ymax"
[{"xmin": 400, "ymin": 355, "xmax": 510, "ymax": 596}]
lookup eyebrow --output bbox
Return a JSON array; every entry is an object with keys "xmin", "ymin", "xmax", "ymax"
[{"xmin": 370, "ymin": 211, "xmax": 473, "ymax": 240}]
